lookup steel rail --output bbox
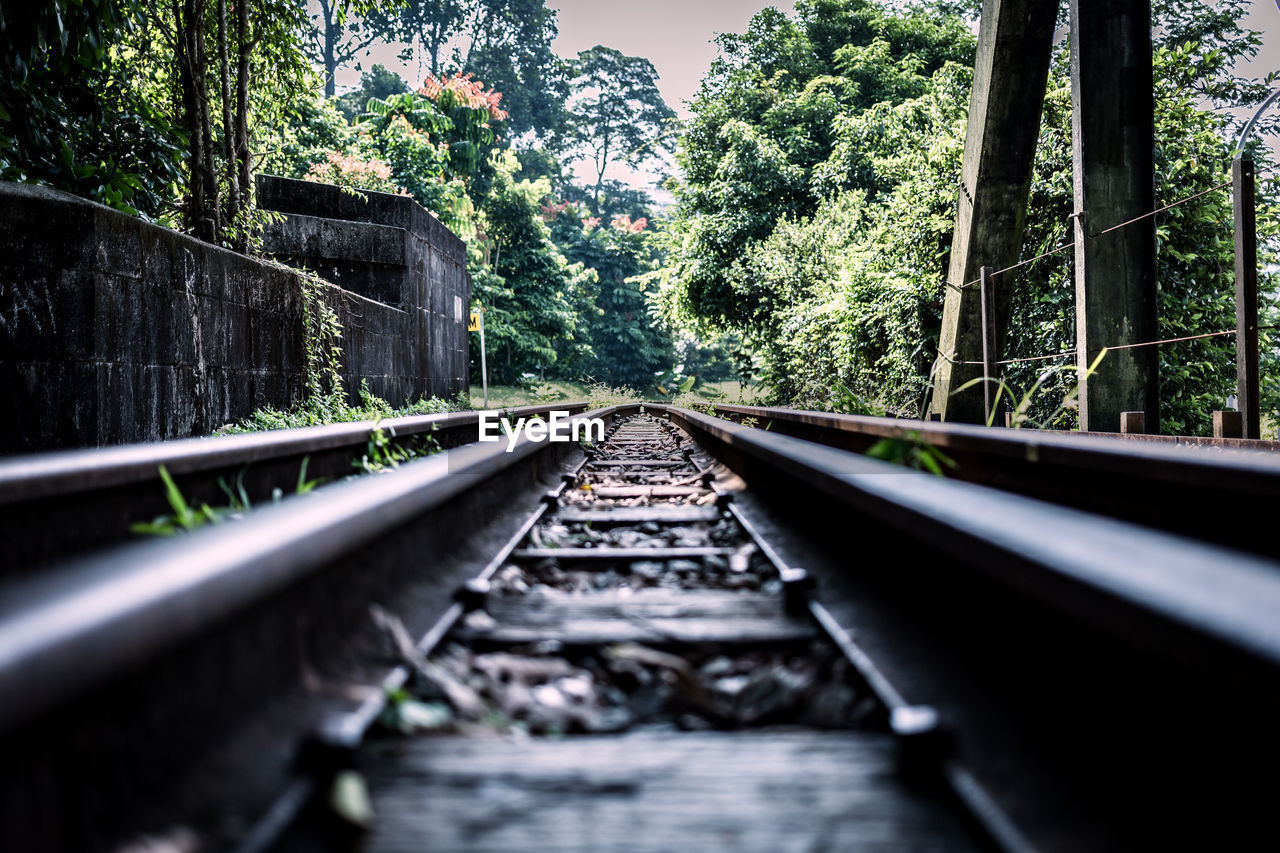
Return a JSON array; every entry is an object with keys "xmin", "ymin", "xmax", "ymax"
[
  {"xmin": 11, "ymin": 401, "xmax": 1280, "ymax": 849},
  {"xmin": 655, "ymin": 405, "xmax": 1280, "ymax": 680},
  {"xmin": 653, "ymin": 404, "xmax": 1280, "ymax": 850},
  {"xmin": 235, "ymin": 452, "xmax": 596, "ymax": 853},
  {"xmin": 703, "ymin": 402, "xmax": 1280, "ymax": 558},
  {"xmin": 0, "ymin": 404, "xmax": 625, "ymax": 853},
  {"xmin": 0, "ymin": 401, "xmax": 588, "ymax": 576}
]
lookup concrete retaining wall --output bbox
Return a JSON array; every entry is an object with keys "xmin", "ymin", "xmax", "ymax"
[
  {"xmin": 0, "ymin": 178, "xmax": 470, "ymax": 454},
  {"xmin": 257, "ymin": 174, "xmax": 470, "ymax": 407}
]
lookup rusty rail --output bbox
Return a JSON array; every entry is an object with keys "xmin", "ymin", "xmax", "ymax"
[
  {"xmin": 0, "ymin": 401, "xmax": 589, "ymax": 575},
  {"xmin": 701, "ymin": 402, "xmax": 1280, "ymax": 558}
]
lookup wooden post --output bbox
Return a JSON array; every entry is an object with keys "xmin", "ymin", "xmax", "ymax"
[
  {"xmin": 1120, "ymin": 411, "xmax": 1144, "ymax": 434},
  {"xmin": 1214, "ymin": 410, "xmax": 1244, "ymax": 439},
  {"xmin": 933, "ymin": 0, "xmax": 1058, "ymax": 423},
  {"xmin": 478, "ymin": 309, "xmax": 488, "ymax": 409},
  {"xmin": 1070, "ymin": 0, "xmax": 1158, "ymax": 433},
  {"xmin": 980, "ymin": 266, "xmax": 997, "ymax": 424},
  {"xmin": 1234, "ymin": 156, "xmax": 1260, "ymax": 440}
]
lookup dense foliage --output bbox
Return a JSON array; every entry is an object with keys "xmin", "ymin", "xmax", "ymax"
[
  {"xmin": 1, "ymin": 0, "xmax": 314, "ymax": 246},
  {"xmin": 0, "ymin": 1, "xmax": 183, "ymax": 218},
  {"xmin": 658, "ymin": 0, "xmax": 1280, "ymax": 434},
  {"xmin": 9, "ymin": 0, "xmax": 1270, "ymax": 426},
  {"xmin": 305, "ymin": 0, "xmax": 567, "ymax": 141},
  {"xmin": 547, "ymin": 201, "xmax": 674, "ymax": 387}
]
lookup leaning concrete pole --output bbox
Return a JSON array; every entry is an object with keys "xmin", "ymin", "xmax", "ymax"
[
  {"xmin": 1070, "ymin": 0, "xmax": 1158, "ymax": 432},
  {"xmin": 934, "ymin": 0, "xmax": 1058, "ymax": 423}
]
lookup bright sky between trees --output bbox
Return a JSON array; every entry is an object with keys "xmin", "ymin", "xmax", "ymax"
[{"xmin": 546, "ymin": 0, "xmax": 796, "ymax": 120}]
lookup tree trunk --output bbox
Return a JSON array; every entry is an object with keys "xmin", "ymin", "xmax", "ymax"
[
  {"xmin": 176, "ymin": 0, "xmax": 217, "ymax": 242},
  {"xmin": 428, "ymin": 20, "xmax": 444, "ymax": 75},
  {"xmin": 197, "ymin": 59, "xmax": 219, "ymax": 238},
  {"xmin": 235, "ymin": 0, "xmax": 252, "ymax": 234},
  {"xmin": 321, "ymin": 0, "xmax": 337, "ymax": 97},
  {"xmin": 217, "ymin": 0, "xmax": 240, "ymax": 226},
  {"xmin": 592, "ymin": 136, "xmax": 609, "ymax": 216}
]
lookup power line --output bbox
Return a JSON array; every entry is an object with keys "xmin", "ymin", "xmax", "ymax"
[
  {"xmin": 944, "ymin": 169, "xmax": 1248, "ymax": 292},
  {"xmin": 941, "ymin": 327, "xmax": 1267, "ymax": 370}
]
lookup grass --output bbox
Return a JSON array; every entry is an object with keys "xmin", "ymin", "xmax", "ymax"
[
  {"xmin": 469, "ymin": 379, "xmax": 759, "ymax": 409},
  {"xmin": 677, "ymin": 380, "xmax": 756, "ymax": 403},
  {"xmin": 220, "ymin": 383, "xmax": 469, "ymax": 434},
  {"xmin": 469, "ymin": 379, "xmax": 588, "ymax": 409}
]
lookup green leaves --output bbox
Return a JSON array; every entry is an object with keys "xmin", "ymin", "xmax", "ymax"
[
  {"xmin": 0, "ymin": 0, "xmax": 185, "ymax": 219},
  {"xmin": 865, "ymin": 432, "xmax": 955, "ymax": 477},
  {"xmin": 130, "ymin": 456, "xmax": 327, "ymax": 536},
  {"xmin": 129, "ymin": 466, "xmax": 226, "ymax": 537},
  {"xmin": 662, "ymin": 0, "xmax": 974, "ymax": 343}
]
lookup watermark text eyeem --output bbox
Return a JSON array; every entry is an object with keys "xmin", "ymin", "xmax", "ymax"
[{"xmin": 478, "ymin": 410, "xmax": 605, "ymax": 452}]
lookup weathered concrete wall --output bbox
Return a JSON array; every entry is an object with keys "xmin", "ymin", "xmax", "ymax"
[
  {"xmin": 0, "ymin": 179, "xmax": 469, "ymax": 454},
  {"xmin": 258, "ymin": 175, "xmax": 471, "ymax": 404}
]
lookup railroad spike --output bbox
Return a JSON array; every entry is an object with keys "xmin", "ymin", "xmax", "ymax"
[
  {"xmin": 454, "ymin": 577, "xmax": 491, "ymax": 611},
  {"xmin": 890, "ymin": 705, "xmax": 954, "ymax": 783},
  {"xmin": 780, "ymin": 567, "xmax": 816, "ymax": 614}
]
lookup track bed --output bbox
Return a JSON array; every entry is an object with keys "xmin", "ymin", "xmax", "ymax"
[
  {"xmin": 364, "ymin": 731, "xmax": 974, "ymax": 853},
  {"xmin": 342, "ymin": 414, "xmax": 981, "ymax": 852}
]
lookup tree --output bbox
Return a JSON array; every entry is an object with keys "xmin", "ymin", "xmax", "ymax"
[
  {"xmin": 0, "ymin": 0, "xmax": 184, "ymax": 218},
  {"xmin": 2, "ymin": 0, "xmax": 313, "ymax": 244},
  {"xmin": 360, "ymin": 74, "xmax": 508, "ymax": 229},
  {"xmin": 471, "ymin": 156, "xmax": 597, "ymax": 384},
  {"xmin": 567, "ymin": 46, "xmax": 676, "ymax": 215},
  {"xmin": 391, "ymin": 0, "xmax": 568, "ymax": 141},
  {"xmin": 336, "ymin": 63, "xmax": 409, "ymax": 120},
  {"xmin": 303, "ymin": 0, "xmax": 404, "ymax": 98},
  {"xmin": 664, "ymin": 0, "xmax": 974, "ymax": 333},
  {"xmin": 545, "ymin": 200, "xmax": 675, "ymax": 388},
  {"xmin": 153, "ymin": 0, "xmax": 313, "ymax": 245}
]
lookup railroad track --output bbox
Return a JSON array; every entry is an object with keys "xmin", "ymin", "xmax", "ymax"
[
  {"xmin": 330, "ymin": 412, "xmax": 989, "ymax": 852},
  {"xmin": 706, "ymin": 402, "xmax": 1280, "ymax": 558},
  {"xmin": 3, "ymin": 404, "xmax": 1280, "ymax": 851},
  {"xmin": 0, "ymin": 402, "xmax": 588, "ymax": 576}
]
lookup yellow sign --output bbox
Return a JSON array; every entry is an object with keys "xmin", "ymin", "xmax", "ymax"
[{"xmin": 468, "ymin": 312, "xmax": 481, "ymax": 332}]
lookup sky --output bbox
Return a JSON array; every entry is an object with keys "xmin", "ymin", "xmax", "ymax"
[
  {"xmin": 337, "ymin": 1, "xmax": 796, "ymax": 118},
  {"xmin": 545, "ymin": 0, "xmax": 795, "ymax": 120},
  {"xmin": 1239, "ymin": 1, "xmax": 1280, "ymax": 149}
]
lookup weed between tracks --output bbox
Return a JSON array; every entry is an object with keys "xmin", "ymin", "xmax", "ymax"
[
  {"xmin": 130, "ymin": 420, "xmax": 443, "ymax": 537},
  {"xmin": 130, "ymin": 461, "xmax": 323, "ymax": 536}
]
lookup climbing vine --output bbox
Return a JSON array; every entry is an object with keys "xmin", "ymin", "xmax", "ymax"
[{"xmin": 298, "ymin": 269, "xmax": 348, "ymax": 416}]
